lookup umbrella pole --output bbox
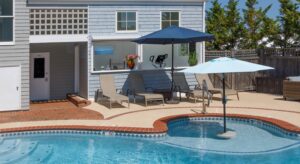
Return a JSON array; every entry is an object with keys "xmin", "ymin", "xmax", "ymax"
[
  {"xmin": 170, "ymin": 42, "xmax": 174, "ymax": 99},
  {"xmin": 222, "ymin": 73, "xmax": 227, "ymax": 133}
]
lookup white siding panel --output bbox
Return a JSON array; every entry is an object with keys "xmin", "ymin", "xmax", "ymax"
[{"xmin": 0, "ymin": 0, "xmax": 29, "ymax": 109}]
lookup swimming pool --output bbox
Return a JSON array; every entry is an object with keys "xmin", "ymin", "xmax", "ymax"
[{"xmin": 0, "ymin": 117, "xmax": 299, "ymax": 164}]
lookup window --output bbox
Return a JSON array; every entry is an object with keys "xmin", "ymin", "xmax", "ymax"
[
  {"xmin": 161, "ymin": 11, "xmax": 179, "ymax": 29},
  {"xmin": 0, "ymin": 0, "xmax": 14, "ymax": 42},
  {"xmin": 116, "ymin": 11, "xmax": 137, "ymax": 32},
  {"xmin": 92, "ymin": 40, "xmax": 137, "ymax": 71},
  {"xmin": 34, "ymin": 58, "xmax": 45, "ymax": 78}
]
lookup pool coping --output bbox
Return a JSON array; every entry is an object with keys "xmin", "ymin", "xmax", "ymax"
[{"xmin": 0, "ymin": 113, "xmax": 299, "ymax": 134}]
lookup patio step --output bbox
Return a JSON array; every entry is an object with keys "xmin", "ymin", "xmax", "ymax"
[
  {"xmin": 67, "ymin": 94, "xmax": 91, "ymax": 107},
  {"xmin": 0, "ymin": 141, "xmax": 38, "ymax": 164},
  {"xmin": 15, "ymin": 145, "xmax": 53, "ymax": 164}
]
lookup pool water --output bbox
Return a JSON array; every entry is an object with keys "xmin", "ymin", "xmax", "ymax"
[{"xmin": 0, "ymin": 119, "xmax": 300, "ymax": 164}]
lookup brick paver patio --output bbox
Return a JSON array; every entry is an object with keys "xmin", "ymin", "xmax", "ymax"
[{"xmin": 0, "ymin": 101, "xmax": 103, "ymax": 123}]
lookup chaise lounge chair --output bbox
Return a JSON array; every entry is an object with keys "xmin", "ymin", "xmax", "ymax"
[
  {"xmin": 195, "ymin": 74, "xmax": 239, "ymax": 100},
  {"xmin": 127, "ymin": 73, "xmax": 164, "ymax": 107},
  {"xmin": 97, "ymin": 74, "xmax": 130, "ymax": 109},
  {"xmin": 173, "ymin": 73, "xmax": 199, "ymax": 101},
  {"xmin": 173, "ymin": 73, "xmax": 212, "ymax": 104}
]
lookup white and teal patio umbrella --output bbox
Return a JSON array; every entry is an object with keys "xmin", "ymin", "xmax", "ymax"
[{"xmin": 179, "ymin": 57, "xmax": 274, "ymax": 135}]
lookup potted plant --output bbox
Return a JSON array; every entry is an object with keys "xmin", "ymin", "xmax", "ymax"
[
  {"xmin": 188, "ymin": 51, "xmax": 198, "ymax": 66},
  {"xmin": 126, "ymin": 54, "xmax": 138, "ymax": 69}
]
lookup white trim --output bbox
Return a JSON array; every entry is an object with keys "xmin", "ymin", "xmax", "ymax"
[
  {"xmin": 115, "ymin": 11, "xmax": 138, "ymax": 33},
  {"xmin": 74, "ymin": 45, "xmax": 80, "ymax": 93},
  {"xmin": 28, "ymin": 6, "xmax": 88, "ymax": 9},
  {"xmin": 90, "ymin": 42, "xmax": 94, "ymax": 74},
  {"xmin": 160, "ymin": 10, "xmax": 181, "ymax": 29},
  {"xmin": 29, "ymin": 35, "xmax": 88, "ymax": 43},
  {"xmin": 90, "ymin": 66, "xmax": 190, "ymax": 74},
  {"xmin": 87, "ymin": 35, "xmax": 92, "ymax": 99},
  {"xmin": 0, "ymin": 0, "xmax": 15, "ymax": 45},
  {"xmin": 202, "ymin": 2, "xmax": 206, "ymax": 63},
  {"xmin": 91, "ymin": 34, "xmax": 142, "ymax": 40}
]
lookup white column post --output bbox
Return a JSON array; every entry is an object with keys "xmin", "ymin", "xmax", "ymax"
[
  {"xmin": 74, "ymin": 45, "xmax": 80, "ymax": 93},
  {"xmin": 137, "ymin": 44, "xmax": 143, "ymax": 70}
]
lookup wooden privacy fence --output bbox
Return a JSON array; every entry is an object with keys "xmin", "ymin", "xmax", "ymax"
[
  {"xmin": 205, "ymin": 48, "xmax": 300, "ymax": 94},
  {"xmin": 205, "ymin": 50, "xmax": 258, "ymax": 91},
  {"xmin": 256, "ymin": 48, "xmax": 300, "ymax": 94}
]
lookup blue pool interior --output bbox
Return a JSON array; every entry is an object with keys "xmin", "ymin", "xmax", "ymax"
[{"xmin": 0, "ymin": 118, "xmax": 299, "ymax": 164}]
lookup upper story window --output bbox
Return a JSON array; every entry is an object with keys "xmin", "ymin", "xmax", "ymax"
[
  {"xmin": 0, "ymin": 0, "xmax": 14, "ymax": 43},
  {"xmin": 161, "ymin": 11, "xmax": 179, "ymax": 29},
  {"xmin": 116, "ymin": 11, "xmax": 137, "ymax": 32}
]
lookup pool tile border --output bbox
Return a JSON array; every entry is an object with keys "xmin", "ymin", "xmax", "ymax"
[{"xmin": 0, "ymin": 114, "xmax": 300, "ymax": 137}]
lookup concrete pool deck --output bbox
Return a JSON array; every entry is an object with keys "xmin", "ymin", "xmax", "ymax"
[{"xmin": 0, "ymin": 92, "xmax": 299, "ymax": 133}]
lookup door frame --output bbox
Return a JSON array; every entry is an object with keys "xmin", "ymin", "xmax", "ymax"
[
  {"xmin": 30, "ymin": 52, "xmax": 50, "ymax": 100},
  {"xmin": 0, "ymin": 65, "xmax": 21, "ymax": 111}
]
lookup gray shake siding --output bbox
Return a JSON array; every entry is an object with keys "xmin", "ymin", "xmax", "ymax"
[
  {"xmin": 88, "ymin": 4, "xmax": 204, "ymax": 99},
  {"xmin": 0, "ymin": 0, "xmax": 29, "ymax": 109}
]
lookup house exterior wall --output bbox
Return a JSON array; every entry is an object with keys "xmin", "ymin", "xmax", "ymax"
[
  {"xmin": 87, "ymin": 4, "xmax": 204, "ymax": 99},
  {"xmin": 0, "ymin": 0, "xmax": 30, "ymax": 109}
]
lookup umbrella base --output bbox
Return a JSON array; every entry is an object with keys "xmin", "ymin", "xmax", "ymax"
[
  {"xmin": 217, "ymin": 131, "xmax": 236, "ymax": 139},
  {"xmin": 166, "ymin": 99, "xmax": 180, "ymax": 104}
]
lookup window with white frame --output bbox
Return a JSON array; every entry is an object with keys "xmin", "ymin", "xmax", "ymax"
[
  {"xmin": 161, "ymin": 11, "xmax": 179, "ymax": 29},
  {"xmin": 116, "ymin": 11, "xmax": 137, "ymax": 32},
  {"xmin": 92, "ymin": 40, "xmax": 137, "ymax": 71},
  {"xmin": 0, "ymin": 0, "xmax": 14, "ymax": 42}
]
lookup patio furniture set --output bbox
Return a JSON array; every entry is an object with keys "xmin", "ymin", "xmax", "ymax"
[{"xmin": 96, "ymin": 73, "xmax": 239, "ymax": 109}]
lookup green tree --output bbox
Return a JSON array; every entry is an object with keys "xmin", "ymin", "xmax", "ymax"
[
  {"xmin": 206, "ymin": 0, "xmax": 227, "ymax": 50},
  {"xmin": 224, "ymin": 0, "xmax": 245, "ymax": 50},
  {"xmin": 276, "ymin": 0, "xmax": 299, "ymax": 48},
  {"xmin": 242, "ymin": 0, "xmax": 278, "ymax": 48}
]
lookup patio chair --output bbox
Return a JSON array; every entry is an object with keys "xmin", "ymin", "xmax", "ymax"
[
  {"xmin": 173, "ymin": 73, "xmax": 195, "ymax": 101},
  {"xmin": 195, "ymin": 74, "xmax": 239, "ymax": 100},
  {"xmin": 127, "ymin": 73, "xmax": 164, "ymax": 107},
  {"xmin": 97, "ymin": 74, "xmax": 130, "ymax": 109},
  {"xmin": 190, "ymin": 86, "xmax": 212, "ymax": 106}
]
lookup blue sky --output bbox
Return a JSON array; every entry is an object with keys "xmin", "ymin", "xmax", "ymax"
[{"xmin": 206, "ymin": 0, "xmax": 282, "ymax": 19}]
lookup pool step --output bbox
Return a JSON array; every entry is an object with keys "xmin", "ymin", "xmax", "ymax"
[
  {"xmin": 16, "ymin": 145, "xmax": 53, "ymax": 164},
  {"xmin": 0, "ymin": 139, "xmax": 20, "ymax": 155},
  {"xmin": 0, "ymin": 141, "xmax": 38, "ymax": 164}
]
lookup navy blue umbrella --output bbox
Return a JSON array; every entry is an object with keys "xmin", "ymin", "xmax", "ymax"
[{"xmin": 132, "ymin": 26, "xmax": 214, "ymax": 102}]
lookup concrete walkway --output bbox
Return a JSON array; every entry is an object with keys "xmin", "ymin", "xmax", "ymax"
[{"xmin": 0, "ymin": 92, "xmax": 299, "ymax": 130}]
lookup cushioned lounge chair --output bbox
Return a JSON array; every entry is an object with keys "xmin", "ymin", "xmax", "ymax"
[
  {"xmin": 173, "ymin": 73, "xmax": 212, "ymax": 104},
  {"xmin": 97, "ymin": 74, "xmax": 130, "ymax": 109},
  {"xmin": 173, "ymin": 73, "xmax": 195, "ymax": 101},
  {"xmin": 195, "ymin": 74, "xmax": 239, "ymax": 100},
  {"xmin": 128, "ymin": 74, "xmax": 164, "ymax": 107}
]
